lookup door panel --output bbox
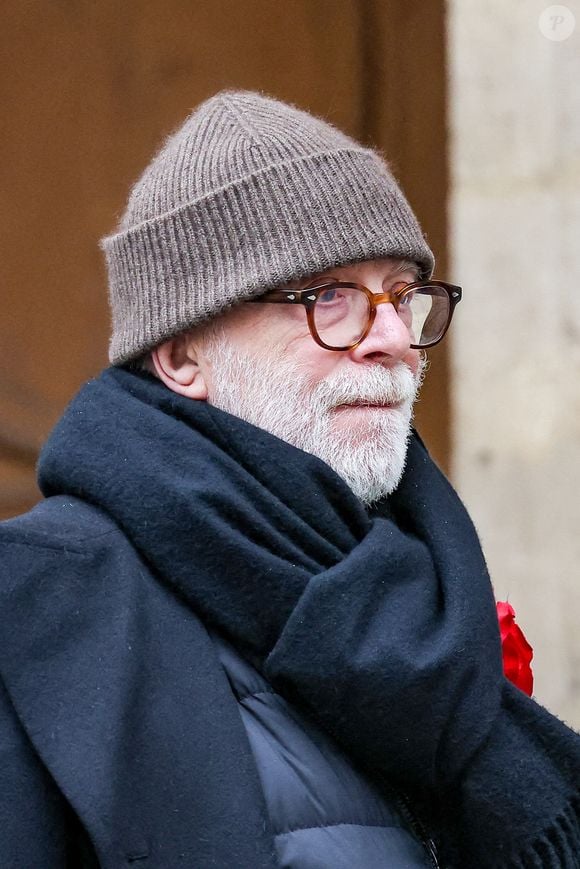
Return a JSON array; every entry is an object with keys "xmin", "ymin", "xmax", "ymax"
[{"xmin": 0, "ymin": 0, "xmax": 447, "ymax": 519}]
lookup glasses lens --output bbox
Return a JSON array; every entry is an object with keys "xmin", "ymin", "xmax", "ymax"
[
  {"xmin": 313, "ymin": 285, "xmax": 371, "ymax": 348},
  {"xmin": 403, "ymin": 285, "xmax": 450, "ymax": 346}
]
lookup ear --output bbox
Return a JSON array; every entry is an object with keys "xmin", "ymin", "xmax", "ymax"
[{"xmin": 152, "ymin": 333, "xmax": 209, "ymax": 400}]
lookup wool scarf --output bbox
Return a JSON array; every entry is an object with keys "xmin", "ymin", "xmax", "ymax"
[{"xmin": 38, "ymin": 366, "xmax": 580, "ymax": 868}]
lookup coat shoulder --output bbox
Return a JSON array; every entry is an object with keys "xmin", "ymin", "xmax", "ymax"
[
  {"xmin": 0, "ymin": 495, "xmax": 151, "ymax": 677},
  {"xmin": 0, "ymin": 495, "xmax": 123, "ymax": 554},
  {"xmin": 0, "ymin": 496, "xmax": 137, "ymax": 599}
]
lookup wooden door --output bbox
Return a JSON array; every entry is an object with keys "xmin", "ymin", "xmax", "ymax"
[{"xmin": 0, "ymin": 0, "xmax": 448, "ymax": 520}]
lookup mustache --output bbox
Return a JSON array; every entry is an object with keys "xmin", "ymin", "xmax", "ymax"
[{"xmin": 307, "ymin": 359, "xmax": 425, "ymax": 411}]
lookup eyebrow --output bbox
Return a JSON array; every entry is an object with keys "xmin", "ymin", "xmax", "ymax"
[{"xmin": 392, "ymin": 259, "xmax": 421, "ymax": 278}]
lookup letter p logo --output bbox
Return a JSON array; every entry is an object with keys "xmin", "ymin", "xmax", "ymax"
[{"xmin": 539, "ymin": 5, "xmax": 576, "ymax": 40}]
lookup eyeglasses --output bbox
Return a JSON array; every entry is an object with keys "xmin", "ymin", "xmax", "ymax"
[{"xmin": 247, "ymin": 279, "xmax": 462, "ymax": 351}]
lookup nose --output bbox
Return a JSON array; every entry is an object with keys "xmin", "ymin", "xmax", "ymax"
[{"xmin": 348, "ymin": 300, "xmax": 412, "ymax": 365}]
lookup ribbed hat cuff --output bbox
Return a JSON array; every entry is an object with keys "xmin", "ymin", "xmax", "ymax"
[{"xmin": 102, "ymin": 148, "xmax": 434, "ymax": 364}]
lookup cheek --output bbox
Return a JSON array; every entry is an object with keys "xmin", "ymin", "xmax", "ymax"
[
  {"xmin": 274, "ymin": 308, "xmax": 339, "ymax": 373},
  {"xmin": 284, "ymin": 335, "xmax": 343, "ymax": 382},
  {"xmin": 405, "ymin": 349, "xmax": 422, "ymax": 378}
]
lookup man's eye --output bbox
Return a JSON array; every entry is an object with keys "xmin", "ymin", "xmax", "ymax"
[{"xmin": 318, "ymin": 289, "xmax": 341, "ymax": 304}]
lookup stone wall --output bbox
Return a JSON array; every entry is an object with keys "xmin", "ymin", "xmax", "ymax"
[{"xmin": 448, "ymin": 0, "xmax": 580, "ymax": 728}]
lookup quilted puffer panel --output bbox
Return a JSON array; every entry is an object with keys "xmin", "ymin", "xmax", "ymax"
[{"xmin": 211, "ymin": 632, "xmax": 433, "ymax": 869}]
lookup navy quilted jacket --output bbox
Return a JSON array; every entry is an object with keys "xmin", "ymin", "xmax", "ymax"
[{"xmin": 211, "ymin": 630, "xmax": 436, "ymax": 867}]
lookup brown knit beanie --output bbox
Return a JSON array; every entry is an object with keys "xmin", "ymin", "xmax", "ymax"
[{"xmin": 100, "ymin": 90, "xmax": 435, "ymax": 364}]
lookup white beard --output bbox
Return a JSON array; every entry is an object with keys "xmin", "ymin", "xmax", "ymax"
[{"xmin": 204, "ymin": 333, "xmax": 425, "ymax": 505}]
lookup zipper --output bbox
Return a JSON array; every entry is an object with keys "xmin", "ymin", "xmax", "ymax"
[
  {"xmin": 395, "ymin": 788, "xmax": 441, "ymax": 869},
  {"xmin": 374, "ymin": 773, "xmax": 441, "ymax": 869}
]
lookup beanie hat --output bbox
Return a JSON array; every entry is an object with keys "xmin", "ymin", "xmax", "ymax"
[{"xmin": 101, "ymin": 90, "xmax": 435, "ymax": 364}]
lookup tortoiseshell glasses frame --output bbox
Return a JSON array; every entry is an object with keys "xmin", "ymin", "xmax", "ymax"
[{"xmin": 247, "ymin": 279, "xmax": 462, "ymax": 351}]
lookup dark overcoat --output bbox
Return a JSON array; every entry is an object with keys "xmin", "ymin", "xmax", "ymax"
[{"xmin": 0, "ymin": 496, "xmax": 279, "ymax": 868}]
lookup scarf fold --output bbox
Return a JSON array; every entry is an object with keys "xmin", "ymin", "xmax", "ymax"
[{"xmin": 38, "ymin": 367, "xmax": 580, "ymax": 867}]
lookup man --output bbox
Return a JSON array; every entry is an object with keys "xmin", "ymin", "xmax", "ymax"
[{"xmin": 1, "ymin": 91, "xmax": 579, "ymax": 868}]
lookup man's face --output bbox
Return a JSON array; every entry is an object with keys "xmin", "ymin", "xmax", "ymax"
[{"xmin": 190, "ymin": 257, "xmax": 425, "ymax": 504}]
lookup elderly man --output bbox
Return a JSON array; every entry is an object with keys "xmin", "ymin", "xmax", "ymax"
[{"xmin": 1, "ymin": 91, "xmax": 579, "ymax": 869}]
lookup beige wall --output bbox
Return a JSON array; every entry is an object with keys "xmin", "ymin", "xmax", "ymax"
[{"xmin": 449, "ymin": 0, "xmax": 580, "ymax": 727}]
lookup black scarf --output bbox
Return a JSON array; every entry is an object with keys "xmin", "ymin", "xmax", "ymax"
[{"xmin": 38, "ymin": 366, "xmax": 580, "ymax": 867}]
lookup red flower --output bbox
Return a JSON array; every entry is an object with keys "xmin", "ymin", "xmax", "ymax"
[{"xmin": 496, "ymin": 601, "xmax": 534, "ymax": 696}]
